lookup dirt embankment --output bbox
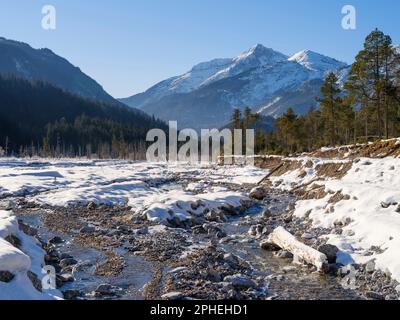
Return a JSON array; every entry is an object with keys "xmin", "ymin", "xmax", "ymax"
[
  {"xmin": 311, "ymin": 138, "xmax": 400, "ymax": 159},
  {"xmin": 253, "ymin": 139, "xmax": 400, "ymax": 202}
]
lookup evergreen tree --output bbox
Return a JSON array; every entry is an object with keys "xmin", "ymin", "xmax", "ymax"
[
  {"xmin": 318, "ymin": 72, "xmax": 343, "ymax": 146},
  {"xmin": 231, "ymin": 108, "xmax": 242, "ymax": 130},
  {"xmin": 345, "ymin": 28, "xmax": 397, "ymax": 139}
]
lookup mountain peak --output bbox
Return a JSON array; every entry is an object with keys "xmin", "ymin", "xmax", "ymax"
[
  {"xmin": 288, "ymin": 49, "xmax": 347, "ymax": 73},
  {"xmin": 235, "ymin": 44, "xmax": 288, "ymax": 63}
]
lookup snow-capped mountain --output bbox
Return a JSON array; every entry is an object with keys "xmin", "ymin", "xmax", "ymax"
[
  {"xmin": 0, "ymin": 37, "xmax": 117, "ymax": 104},
  {"xmin": 121, "ymin": 44, "xmax": 350, "ymax": 130},
  {"xmin": 288, "ymin": 49, "xmax": 347, "ymax": 76}
]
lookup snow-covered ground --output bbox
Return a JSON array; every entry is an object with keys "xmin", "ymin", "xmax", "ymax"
[
  {"xmin": 2, "ymin": 155, "xmax": 400, "ymax": 297},
  {"xmin": 0, "ymin": 159, "xmax": 267, "ymax": 299},
  {"xmin": 0, "ymin": 210, "xmax": 62, "ymax": 299},
  {"xmin": 0, "ymin": 159, "xmax": 264, "ymax": 213},
  {"xmin": 268, "ymin": 155, "xmax": 400, "ymax": 282}
]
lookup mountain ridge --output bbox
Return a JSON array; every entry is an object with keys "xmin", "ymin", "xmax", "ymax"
[
  {"xmin": 120, "ymin": 44, "xmax": 349, "ymax": 129},
  {"xmin": 0, "ymin": 36, "xmax": 118, "ymax": 105}
]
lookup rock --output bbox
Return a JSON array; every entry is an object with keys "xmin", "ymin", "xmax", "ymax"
[
  {"xmin": 365, "ymin": 291, "xmax": 385, "ymax": 300},
  {"xmin": 301, "ymin": 232, "xmax": 314, "ymax": 240},
  {"xmin": 248, "ymin": 225, "xmax": 257, "ymax": 236},
  {"xmin": 5, "ymin": 234, "xmax": 21, "ymax": 248},
  {"xmin": 168, "ymin": 267, "xmax": 188, "ymax": 275},
  {"xmin": 224, "ymin": 253, "xmax": 239, "ymax": 265},
  {"xmin": 60, "ymin": 258, "xmax": 78, "ymax": 268},
  {"xmin": 0, "ymin": 271, "xmax": 14, "ymax": 283},
  {"xmin": 275, "ymin": 250, "xmax": 294, "ymax": 259},
  {"xmin": 227, "ymin": 289, "xmax": 241, "ymax": 300},
  {"xmin": 317, "ymin": 244, "xmax": 339, "ymax": 264},
  {"xmin": 262, "ymin": 208, "xmax": 272, "ymax": 218},
  {"xmin": 223, "ymin": 274, "xmax": 257, "ymax": 289},
  {"xmin": 381, "ymin": 202, "xmax": 390, "ymax": 209},
  {"xmin": 206, "ymin": 268, "xmax": 222, "ymax": 282},
  {"xmin": 288, "ymin": 203, "xmax": 296, "ymax": 211},
  {"xmin": 161, "ymin": 292, "xmax": 184, "ymax": 300},
  {"xmin": 63, "ymin": 289, "xmax": 81, "ymax": 300},
  {"xmin": 133, "ymin": 227, "xmax": 148, "ymax": 235},
  {"xmin": 44, "ymin": 251, "xmax": 60, "ymax": 264},
  {"xmin": 206, "ymin": 210, "xmax": 227, "ymax": 222},
  {"xmin": 48, "ymin": 236, "xmax": 63, "ymax": 245},
  {"xmin": 18, "ymin": 220, "xmax": 37, "ymax": 236},
  {"xmin": 79, "ymin": 225, "xmax": 96, "ymax": 234},
  {"xmin": 365, "ymin": 260, "xmax": 376, "ymax": 274},
  {"xmin": 87, "ymin": 201, "xmax": 96, "ymax": 210},
  {"xmin": 395, "ymin": 285, "xmax": 400, "ymax": 294},
  {"xmin": 59, "ymin": 273, "xmax": 74, "ymax": 282},
  {"xmin": 27, "ymin": 271, "xmax": 42, "ymax": 292},
  {"xmin": 131, "ymin": 214, "xmax": 144, "ymax": 223},
  {"xmin": 220, "ymin": 204, "xmax": 238, "ymax": 216},
  {"xmin": 282, "ymin": 266, "xmax": 297, "ymax": 273},
  {"xmin": 260, "ymin": 240, "xmax": 280, "ymax": 251},
  {"xmin": 396, "ymin": 205, "xmax": 400, "ymax": 213},
  {"xmin": 2, "ymin": 200, "xmax": 17, "ymax": 210},
  {"xmin": 275, "ymin": 275, "xmax": 285, "ymax": 281},
  {"xmin": 60, "ymin": 253, "xmax": 73, "ymax": 260},
  {"xmin": 95, "ymin": 284, "xmax": 113, "ymax": 296},
  {"xmin": 282, "ymin": 214, "xmax": 293, "ymax": 223},
  {"xmin": 249, "ymin": 187, "xmax": 268, "ymax": 200}
]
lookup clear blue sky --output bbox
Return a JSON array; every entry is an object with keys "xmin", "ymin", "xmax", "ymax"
[{"xmin": 1, "ymin": 0, "xmax": 399, "ymax": 98}]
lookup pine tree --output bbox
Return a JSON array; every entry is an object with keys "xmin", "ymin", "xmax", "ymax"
[
  {"xmin": 231, "ymin": 108, "xmax": 242, "ymax": 130},
  {"xmin": 345, "ymin": 28, "xmax": 397, "ymax": 139},
  {"xmin": 318, "ymin": 72, "xmax": 343, "ymax": 146}
]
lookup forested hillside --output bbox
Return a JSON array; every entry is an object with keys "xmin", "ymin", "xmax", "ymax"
[{"xmin": 0, "ymin": 75, "xmax": 165, "ymax": 157}]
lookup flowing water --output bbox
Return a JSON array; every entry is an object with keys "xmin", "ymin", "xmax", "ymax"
[{"xmin": 13, "ymin": 182, "xmax": 363, "ymax": 300}]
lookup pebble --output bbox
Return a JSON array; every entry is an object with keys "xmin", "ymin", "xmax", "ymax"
[
  {"xmin": 275, "ymin": 250, "xmax": 294, "ymax": 259},
  {"xmin": 0, "ymin": 271, "xmax": 14, "ymax": 283},
  {"xmin": 161, "ymin": 292, "xmax": 184, "ymax": 300},
  {"xmin": 365, "ymin": 260, "xmax": 376, "ymax": 274},
  {"xmin": 301, "ymin": 232, "xmax": 314, "ymax": 240},
  {"xmin": 48, "ymin": 236, "xmax": 63, "ymax": 245},
  {"xmin": 59, "ymin": 273, "xmax": 74, "ymax": 282},
  {"xmin": 223, "ymin": 274, "xmax": 257, "ymax": 289},
  {"xmin": 94, "ymin": 284, "xmax": 113, "ymax": 296},
  {"xmin": 365, "ymin": 291, "xmax": 385, "ymax": 300},
  {"xmin": 59, "ymin": 258, "xmax": 78, "ymax": 268},
  {"xmin": 79, "ymin": 225, "xmax": 96, "ymax": 234},
  {"xmin": 63, "ymin": 289, "xmax": 81, "ymax": 300},
  {"xmin": 262, "ymin": 208, "xmax": 272, "ymax": 218},
  {"xmin": 168, "ymin": 267, "xmax": 188, "ymax": 275}
]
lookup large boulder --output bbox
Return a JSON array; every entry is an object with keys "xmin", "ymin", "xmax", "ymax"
[
  {"xmin": 317, "ymin": 244, "xmax": 339, "ymax": 264},
  {"xmin": 249, "ymin": 187, "xmax": 268, "ymax": 200}
]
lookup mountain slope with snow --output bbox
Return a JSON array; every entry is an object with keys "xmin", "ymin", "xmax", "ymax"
[{"xmin": 121, "ymin": 45, "xmax": 349, "ymax": 129}]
